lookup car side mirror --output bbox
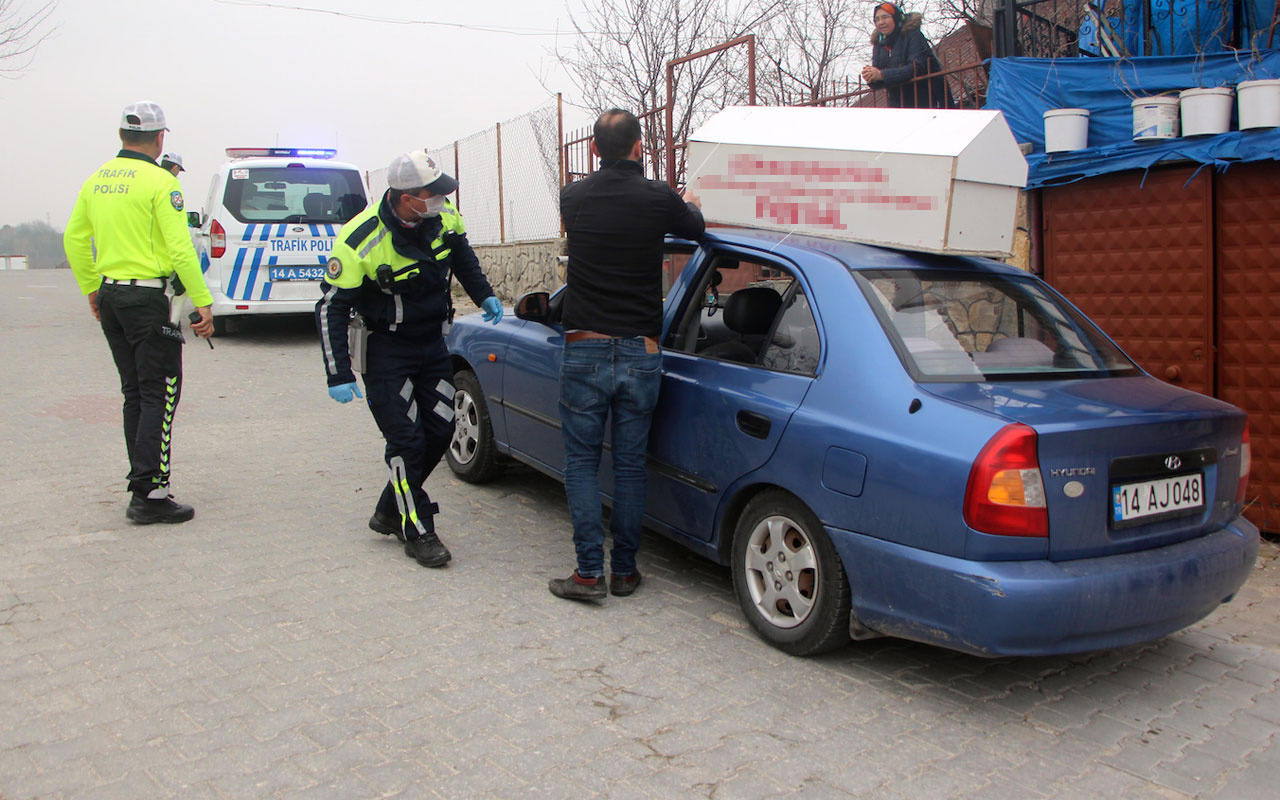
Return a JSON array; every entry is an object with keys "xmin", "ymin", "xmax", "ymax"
[
  {"xmin": 187, "ymin": 211, "xmax": 202, "ymax": 228},
  {"xmin": 515, "ymin": 291, "xmax": 551, "ymax": 324}
]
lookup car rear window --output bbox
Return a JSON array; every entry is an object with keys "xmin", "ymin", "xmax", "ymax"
[
  {"xmin": 856, "ymin": 268, "xmax": 1140, "ymax": 381},
  {"xmin": 221, "ymin": 167, "xmax": 367, "ymax": 224}
]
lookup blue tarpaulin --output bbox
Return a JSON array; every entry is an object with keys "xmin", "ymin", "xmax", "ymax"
[
  {"xmin": 986, "ymin": 51, "xmax": 1280, "ymax": 188},
  {"xmin": 1080, "ymin": 1, "xmax": 1278, "ymax": 57}
]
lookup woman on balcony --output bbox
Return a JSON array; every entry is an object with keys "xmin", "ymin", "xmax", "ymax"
[{"xmin": 861, "ymin": 3, "xmax": 950, "ymax": 109}]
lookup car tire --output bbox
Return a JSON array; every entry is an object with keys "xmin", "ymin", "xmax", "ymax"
[
  {"xmin": 446, "ymin": 369, "xmax": 503, "ymax": 483},
  {"xmin": 211, "ymin": 316, "xmax": 228, "ymax": 336},
  {"xmin": 732, "ymin": 490, "xmax": 851, "ymax": 656}
]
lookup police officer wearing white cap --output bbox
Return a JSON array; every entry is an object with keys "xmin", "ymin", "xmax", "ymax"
[
  {"xmin": 315, "ymin": 150, "xmax": 504, "ymax": 568},
  {"xmin": 63, "ymin": 101, "xmax": 215, "ymax": 525},
  {"xmin": 160, "ymin": 152, "xmax": 184, "ymax": 177}
]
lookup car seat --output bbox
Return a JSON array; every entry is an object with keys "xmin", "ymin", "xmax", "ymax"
[
  {"xmin": 302, "ymin": 193, "xmax": 329, "ymax": 219},
  {"xmin": 700, "ymin": 286, "xmax": 782, "ymax": 364}
]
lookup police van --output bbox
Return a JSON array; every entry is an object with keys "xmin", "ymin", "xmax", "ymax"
[{"xmin": 193, "ymin": 148, "xmax": 367, "ymax": 330}]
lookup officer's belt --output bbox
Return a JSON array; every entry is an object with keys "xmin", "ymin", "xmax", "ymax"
[{"xmin": 102, "ymin": 277, "xmax": 166, "ymax": 289}]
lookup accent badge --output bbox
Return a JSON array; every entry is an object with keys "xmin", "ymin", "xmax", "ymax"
[
  {"xmin": 326, "ymin": 257, "xmax": 342, "ymax": 278},
  {"xmin": 170, "ymin": 191, "xmax": 184, "ymax": 211}
]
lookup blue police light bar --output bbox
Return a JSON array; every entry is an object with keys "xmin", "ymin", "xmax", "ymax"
[{"xmin": 225, "ymin": 148, "xmax": 337, "ymax": 159}]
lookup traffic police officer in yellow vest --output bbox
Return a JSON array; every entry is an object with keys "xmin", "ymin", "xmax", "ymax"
[
  {"xmin": 316, "ymin": 150, "xmax": 504, "ymax": 568},
  {"xmin": 64, "ymin": 101, "xmax": 215, "ymax": 525}
]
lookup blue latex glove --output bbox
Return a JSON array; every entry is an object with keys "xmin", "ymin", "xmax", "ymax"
[
  {"xmin": 481, "ymin": 296, "xmax": 504, "ymax": 325},
  {"xmin": 328, "ymin": 382, "xmax": 364, "ymax": 404}
]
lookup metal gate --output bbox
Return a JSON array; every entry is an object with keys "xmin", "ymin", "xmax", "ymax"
[
  {"xmin": 1043, "ymin": 166, "xmax": 1215, "ymax": 396},
  {"xmin": 1042, "ymin": 162, "xmax": 1279, "ymax": 532},
  {"xmin": 1217, "ymin": 161, "xmax": 1280, "ymax": 532}
]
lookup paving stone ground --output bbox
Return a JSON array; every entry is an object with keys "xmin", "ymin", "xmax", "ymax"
[{"xmin": 2, "ymin": 270, "xmax": 1278, "ymax": 799}]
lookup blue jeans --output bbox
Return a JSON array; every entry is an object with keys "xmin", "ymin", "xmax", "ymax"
[{"xmin": 559, "ymin": 338, "xmax": 662, "ymax": 579}]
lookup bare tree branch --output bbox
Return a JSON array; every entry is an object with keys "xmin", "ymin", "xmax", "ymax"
[{"xmin": 0, "ymin": 0, "xmax": 57, "ymax": 78}]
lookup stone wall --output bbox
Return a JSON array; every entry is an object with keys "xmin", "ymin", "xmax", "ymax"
[
  {"xmin": 1000, "ymin": 190, "xmax": 1033, "ymax": 272},
  {"xmin": 470, "ymin": 238, "xmax": 566, "ymax": 303}
]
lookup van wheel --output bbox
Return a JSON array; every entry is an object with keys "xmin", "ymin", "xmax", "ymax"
[
  {"xmin": 211, "ymin": 316, "xmax": 228, "ymax": 336},
  {"xmin": 732, "ymin": 491, "xmax": 850, "ymax": 656},
  {"xmin": 446, "ymin": 369, "xmax": 502, "ymax": 483}
]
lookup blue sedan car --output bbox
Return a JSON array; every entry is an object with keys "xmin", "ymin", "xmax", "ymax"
[{"xmin": 444, "ymin": 228, "xmax": 1258, "ymax": 657}]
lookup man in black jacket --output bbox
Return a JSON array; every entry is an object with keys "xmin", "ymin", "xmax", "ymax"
[{"xmin": 550, "ymin": 109, "xmax": 705, "ymax": 601}]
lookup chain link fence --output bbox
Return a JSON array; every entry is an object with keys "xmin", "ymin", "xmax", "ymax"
[{"xmin": 364, "ymin": 96, "xmax": 562, "ymax": 246}]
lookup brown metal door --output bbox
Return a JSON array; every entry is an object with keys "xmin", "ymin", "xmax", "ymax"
[
  {"xmin": 1216, "ymin": 161, "xmax": 1280, "ymax": 532},
  {"xmin": 1042, "ymin": 167, "xmax": 1214, "ymax": 395}
]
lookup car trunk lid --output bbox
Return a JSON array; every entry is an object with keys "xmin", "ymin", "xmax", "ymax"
[{"xmin": 926, "ymin": 376, "xmax": 1248, "ymax": 560}]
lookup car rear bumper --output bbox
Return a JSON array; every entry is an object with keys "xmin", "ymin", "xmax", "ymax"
[
  {"xmin": 829, "ymin": 518, "xmax": 1260, "ymax": 657},
  {"xmin": 210, "ymin": 297, "xmax": 319, "ymax": 317}
]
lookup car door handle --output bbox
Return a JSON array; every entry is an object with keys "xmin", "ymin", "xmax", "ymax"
[{"xmin": 737, "ymin": 410, "xmax": 771, "ymax": 440}]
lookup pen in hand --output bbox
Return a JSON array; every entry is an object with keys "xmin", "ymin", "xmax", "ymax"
[{"xmin": 189, "ymin": 311, "xmax": 214, "ymax": 349}]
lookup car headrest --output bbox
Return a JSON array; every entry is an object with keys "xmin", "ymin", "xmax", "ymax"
[
  {"xmin": 303, "ymin": 193, "xmax": 328, "ymax": 217},
  {"xmin": 724, "ymin": 287, "xmax": 782, "ymax": 335}
]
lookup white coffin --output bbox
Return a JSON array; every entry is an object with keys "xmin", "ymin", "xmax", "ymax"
[{"xmin": 686, "ymin": 106, "xmax": 1028, "ymax": 257}]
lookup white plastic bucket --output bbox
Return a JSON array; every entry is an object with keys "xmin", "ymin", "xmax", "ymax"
[
  {"xmin": 1237, "ymin": 78, "xmax": 1280, "ymax": 130},
  {"xmin": 1132, "ymin": 96, "xmax": 1180, "ymax": 141},
  {"xmin": 1042, "ymin": 108, "xmax": 1090, "ymax": 152},
  {"xmin": 1179, "ymin": 87, "xmax": 1234, "ymax": 136}
]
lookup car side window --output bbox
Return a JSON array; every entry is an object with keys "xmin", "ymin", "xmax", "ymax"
[
  {"xmin": 761, "ymin": 287, "xmax": 820, "ymax": 376},
  {"xmin": 661, "ymin": 245, "xmax": 696, "ymax": 301},
  {"xmin": 668, "ymin": 253, "xmax": 813, "ymax": 372}
]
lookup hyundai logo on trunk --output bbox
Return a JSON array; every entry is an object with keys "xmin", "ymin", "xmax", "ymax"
[{"xmin": 1165, "ymin": 455, "xmax": 1183, "ymax": 471}]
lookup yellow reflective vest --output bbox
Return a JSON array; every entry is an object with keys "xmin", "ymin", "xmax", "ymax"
[
  {"xmin": 325, "ymin": 198, "xmax": 466, "ymax": 289},
  {"xmin": 64, "ymin": 150, "xmax": 213, "ymax": 307}
]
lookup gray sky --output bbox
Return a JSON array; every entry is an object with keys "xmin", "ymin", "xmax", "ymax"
[{"xmin": 1, "ymin": 0, "xmax": 592, "ymax": 229}]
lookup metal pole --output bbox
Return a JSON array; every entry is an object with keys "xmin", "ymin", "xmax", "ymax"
[
  {"xmin": 453, "ymin": 141, "xmax": 460, "ymax": 211},
  {"xmin": 665, "ymin": 72, "xmax": 676, "ymax": 188},
  {"xmin": 496, "ymin": 122, "xmax": 505, "ymax": 244},
  {"xmin": 557, "ymin": 94, "xmax": 565, "ymax": 238},
  {"xmin": 748, "ymin": 34, "xmax": 756, "ymax": 106}
]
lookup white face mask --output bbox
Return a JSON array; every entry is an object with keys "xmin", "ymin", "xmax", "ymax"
[{"xmin": 414, "ymin": 194, "xmax": 447, "ymax": 218}]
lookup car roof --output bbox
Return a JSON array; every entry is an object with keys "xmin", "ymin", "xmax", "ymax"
[{"xmin": 681, "ymin": 227, "xmax": 1031, "ymax": 278}]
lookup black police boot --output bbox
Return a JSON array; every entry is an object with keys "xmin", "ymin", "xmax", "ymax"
[
  {"xmin": 369, "ymin": 511, "xmax": 405, "ymax": 542},
  {"xmin": 404, "ymin": 531, "xmax": 451, "ymax": 568},
  {"xmin": 126, "ymin": 494, "xmax": 195, "ymax": 525}
]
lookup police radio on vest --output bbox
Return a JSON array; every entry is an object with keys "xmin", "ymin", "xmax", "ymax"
[{"xmin": 224, "ymin": 148, "xmax": 338, "ymax": 159}]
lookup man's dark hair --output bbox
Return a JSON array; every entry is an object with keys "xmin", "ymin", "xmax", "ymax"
[
  {"xmin": 119, "ymin": 129, "xmax": 161, "ymax": 147},
  {"xmin": 593, "ymin": 109, "xmax": 642, "ymax": 160}
]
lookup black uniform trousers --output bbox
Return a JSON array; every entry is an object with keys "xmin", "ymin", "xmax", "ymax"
[
  {"xmin": 97, "ymin": 282, "xmax": 183, "ymax": 498},
  {"xmin": 362, "ymin": 330, "xmax": 454, "ymax": 540}
]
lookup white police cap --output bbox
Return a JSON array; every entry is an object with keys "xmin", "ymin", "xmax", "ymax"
[
  {"xmin": 120, "ymin": 101, "xmax": 169, "ymax": 132},
  {"xmin": 387, "ymin": 150, "xmax": 458, "ymax": 195}
]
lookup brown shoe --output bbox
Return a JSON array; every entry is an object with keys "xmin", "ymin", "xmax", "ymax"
[
  {"xmin": 610, "ymin": 572, "xmax": 642, "ymax": 597},
  {"xmin": 549, "ymin": 571, "xmax": 606, "ymax": 600}
]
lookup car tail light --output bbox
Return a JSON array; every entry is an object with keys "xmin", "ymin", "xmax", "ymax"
[
  {"xmin": 1236, "ymin": 422, "xmax": 1251, "ymax": 506},
  {"xmin": 210, "ymin": 218, "xmax": 226, "ymax": 259},
  {"xmin": 963, "ymin": 423, "xmax": 1048, "ymax": 537}
]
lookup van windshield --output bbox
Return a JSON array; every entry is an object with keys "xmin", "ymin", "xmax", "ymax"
[
  {"xmin": 856, "ymin": 268, "xmax": 1140, "ymax": 382},
  {"xmin": 221, "ymin": 167, "xmax": 367, "ymax": 224}
]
